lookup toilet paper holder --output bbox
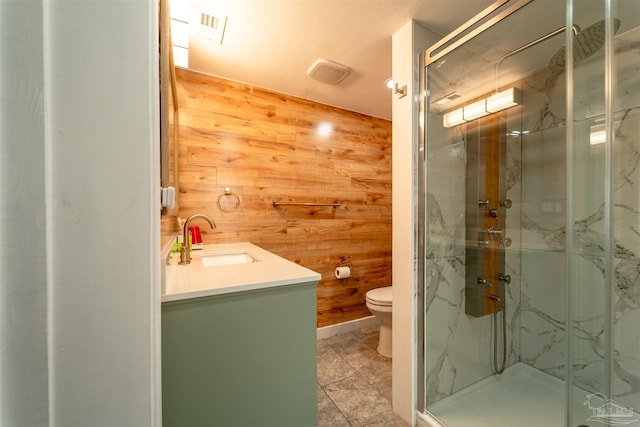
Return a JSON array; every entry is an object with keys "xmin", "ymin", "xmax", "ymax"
[
  {"xmin": 334, "ymin": 257, "xmax": 352, "ymax": 280},
  {"xmin": 336, "ymin": 257, "xmax": 353, "ymax": 269}
]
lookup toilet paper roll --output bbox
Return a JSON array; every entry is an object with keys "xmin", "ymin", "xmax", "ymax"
[{"xmin": 335, "ymin": 266, "xmax": 351, "ymax": 279}]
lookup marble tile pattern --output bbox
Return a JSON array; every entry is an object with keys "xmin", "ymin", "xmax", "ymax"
[
  {"xmin": 516, "ymin": 28, "xmax": 640, "ymax": 411},
  {"xmin": 425, "ymin": 27, "xmax": 640, "ymax": 412},
  {"xmin": 424, "ymin": 105, "xmax": 523, "ymax": 405},
  {"xmin": 317, "ymin": 326, "xmax": 409, "ymax": 427}
]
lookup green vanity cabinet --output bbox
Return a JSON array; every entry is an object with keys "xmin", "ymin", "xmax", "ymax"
[{"xmin": 161, "ymin": 281, "xmax": 318, "ymax": 427}]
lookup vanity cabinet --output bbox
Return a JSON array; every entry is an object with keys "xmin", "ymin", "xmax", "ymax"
[{"xmin": 161, "ymin": 280, "xmax": 317, "ymax": 427}]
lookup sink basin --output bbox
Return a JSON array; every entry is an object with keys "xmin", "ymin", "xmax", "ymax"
[{"xmin": 200, "ymin": 251, "xmax": 258, "ymax": 267}]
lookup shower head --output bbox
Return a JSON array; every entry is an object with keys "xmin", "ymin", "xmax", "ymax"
[{"xmin": 548, "ymin": 19, "xmax": 621, "ymax": 72}]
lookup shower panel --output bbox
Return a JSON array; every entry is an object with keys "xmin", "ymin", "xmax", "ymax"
[{"xmin": 465, "ymin": 117, "xmax": 508, "ymax": 318}]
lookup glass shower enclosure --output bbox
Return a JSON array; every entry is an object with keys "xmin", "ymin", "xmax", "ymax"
[{"xmin": 418, "ymin": 0, "xmax": 640, "ymax": 426}]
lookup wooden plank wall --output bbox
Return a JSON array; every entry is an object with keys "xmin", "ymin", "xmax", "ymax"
[
  {"xmin": 160, "ymin": 79, "xmax": 179, "ymax": 251},
  {"xmin": 175, "ymin": 68, "xmax": 392, "ymax": 327}
]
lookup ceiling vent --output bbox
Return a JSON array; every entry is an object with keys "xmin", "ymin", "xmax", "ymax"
[
  {"xmin": 307, "ymin": 59, "xmax": 352, "ymax": 85},
  {"xmin": 198, "ymin": 11, "xmax": 227, "ymax": 44},
  {"xmin": 434, "ymin": 92, "xmax": 462, "ymax": 105}
]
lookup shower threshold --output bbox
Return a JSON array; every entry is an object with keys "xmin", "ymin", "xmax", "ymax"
[{"xmin": 419, "ymin": 363, "xmax": 639, "ymax": 427}]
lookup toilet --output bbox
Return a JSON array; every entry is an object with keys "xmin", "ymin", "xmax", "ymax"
[{"xmin": 365, "ymin": 286, "xmax": 393, "ymax": 358}]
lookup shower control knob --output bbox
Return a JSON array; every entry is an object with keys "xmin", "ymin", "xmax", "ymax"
[
  {"xmin": 500, "ymin": 199, "xmax": 513, "ymax": 209},
  {"xmin": 501, "ymin": 237, "xmax": 512, "ymax": 247},
  {"xmin": 478, "ymin": 199, "xmax": 491, "ymax": 208},
  {"xmin": 487, "ymin": 226, "xmax": 503, "ymax": 235},
  {"xmin": 499, "ymin": 274, "xmax": 512, "ymax": 285},
  {"xmin": 477, "ymin": 278, "xmax": 491, "ymax": 288},
  {"xmin": 478, "ymin": 239, "xmax": 490, "ymax": 248},
  {"xmin": 489, "ymin": 208, "xmax": 499, "ymax": 218}
]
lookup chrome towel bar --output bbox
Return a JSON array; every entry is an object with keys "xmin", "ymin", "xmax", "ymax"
[{"xmin": 272, "ymin": 201, "xmax": 340, "ymax": 208}]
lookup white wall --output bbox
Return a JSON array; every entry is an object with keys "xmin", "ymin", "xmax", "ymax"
[
  {"xmin": 391, "ymin": 20, "xmax": 440, "ymax": 425},
  {"xmin": 1, "ymin": 1, "xmax": 160, "ymax": 426},
  {"xmin": 0, "ymin": 1, "xmax": 49, "ymax": 425},
  {"xmin": 46, "ymin": 0, "xmax": 160, "ymax": 425}
]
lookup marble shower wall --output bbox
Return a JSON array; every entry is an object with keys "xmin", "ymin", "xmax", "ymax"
[
  {"xmin": 519, "ymin": 120, "xmax": 568, "ymax": 381},
  {"xmin": 610, "ymin": 28, "xmax": 640, "ymax": 409},
  {"xmin": 565, "ymin": 104, "xmax": 640, "ymax": 408},
  {"xmin": 519, "ymin": 25, "xmax": 640, "ymax": 409},
  {"xmin": 425, "ymin": 107, "xmax": 523, "ymax": 405},
  {"xmin": 570, "ymin": 27, "xmax": 640, "ymax": 409},
  {"xmin": 517, "ymin": 41, "xmax": 610, "ymax": 393},
  {"xmin": 425, "ymin": 24, "xmax": 640, "ymax": 409}
]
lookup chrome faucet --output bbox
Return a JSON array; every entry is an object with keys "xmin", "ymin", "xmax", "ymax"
[{"xmin": 180, "ymin": 213, "xmax": 216, "ymax": 265}]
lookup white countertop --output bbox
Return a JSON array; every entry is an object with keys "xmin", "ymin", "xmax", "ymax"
[{"xmin": 162, "ymin": 242, "xmax": 321, "ymax": 303}]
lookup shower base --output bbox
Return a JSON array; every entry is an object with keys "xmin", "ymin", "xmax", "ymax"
[{"xmin": 418, "ymin": 362, "xmax": 639, "ymax": 427}]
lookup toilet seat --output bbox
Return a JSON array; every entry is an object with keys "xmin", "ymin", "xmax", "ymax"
[
  {"xmin": 365, "ymin": 286, "xmax": 393, "ymax": 358},
  {"xmin": 366, "ymin": 286, "xmax": 392, "ymax": 307}
]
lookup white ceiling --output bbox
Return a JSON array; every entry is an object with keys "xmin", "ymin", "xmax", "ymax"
[{"xmin": 177, "ymin": 0, "xmax": 498, "ymax": 120}]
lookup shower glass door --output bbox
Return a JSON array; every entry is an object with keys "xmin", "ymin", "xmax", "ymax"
[
  {"xmin": 568, "ymin": 0, "xmax": 640, "ymax": 425},
  {"xmin": 420, "ymin": 0, "xmax": 640, "ymax": 425},
  {"xmin": 422, "ymin": 1, "xmax": 569, "ymax": 424}
]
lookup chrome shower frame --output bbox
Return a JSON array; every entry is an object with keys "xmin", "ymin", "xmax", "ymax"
[{"xmin": 418, "ymin": 0, "xmax": 539, "ymax": 417}]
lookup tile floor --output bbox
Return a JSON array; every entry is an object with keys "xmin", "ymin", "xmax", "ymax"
[{"xmin": 317, "ymin": 325, "xmax": 410, "ymax": 427}]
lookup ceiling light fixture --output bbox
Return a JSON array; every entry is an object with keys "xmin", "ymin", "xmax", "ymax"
[
  {"xmin": 171, "ymin": 19, "xmax": 189, "ymax": 48},
  {"xmin": 173, "ymin": 46, "xmax": 189, "ymax": 68},
  {"xmin": 170, "ymin": 18, "xmax": 190, "ymax": 68},
  {"xmin": 169, "ymin": 0, "xmax": 190, "ymax": 22}
]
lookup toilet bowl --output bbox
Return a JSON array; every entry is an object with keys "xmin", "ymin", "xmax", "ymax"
[{"xmin": 365, "ymin": 286, "xmax": 393, "ymax": 358}]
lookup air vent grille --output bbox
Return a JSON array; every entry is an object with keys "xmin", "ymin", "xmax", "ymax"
[
  {"xmin": 198, "ymin": 12, "xmax": 227, "ymax": 44},
  {"xmin": 307, "ymin": 59, "xmax": 352, "ymax": 85},
  {"xmin": 200, "ymin": 13, "xmax": 221, "ymax": 29},
  {"xmin": 434, "ymin": 92, "xmax": 462, "ymax": 105}
]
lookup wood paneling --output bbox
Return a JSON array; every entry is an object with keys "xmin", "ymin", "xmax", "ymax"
[
  {"xmin": 175, "ymin": 68, "xmax": 392, "ymax": 327},
  {"xmin": 484, "ymin": 115, "xmax": 502, "ymax": 314}
]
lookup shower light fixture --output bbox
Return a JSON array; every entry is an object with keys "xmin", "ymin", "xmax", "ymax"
[
  {"xmin": 589, "ymin": 118, "xmax": 623, "ymax": 146},
  {"xmin": 590, "ymin": 125, "xmax": 606, "ymax": 145},
  {"xmin": 443, "ymin": 108, "xmax": 466, "ymax": 128},
  {"xmin": 442, "ymin": 87, "xmax": 521, "ymax": 128},
  {"xmin": 463, "ymin": 99, "xmax": 490, "ymax": 121},
  {"xmin": 486, "ymin": 87, "xmax": 521, "ymax": 112}
]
